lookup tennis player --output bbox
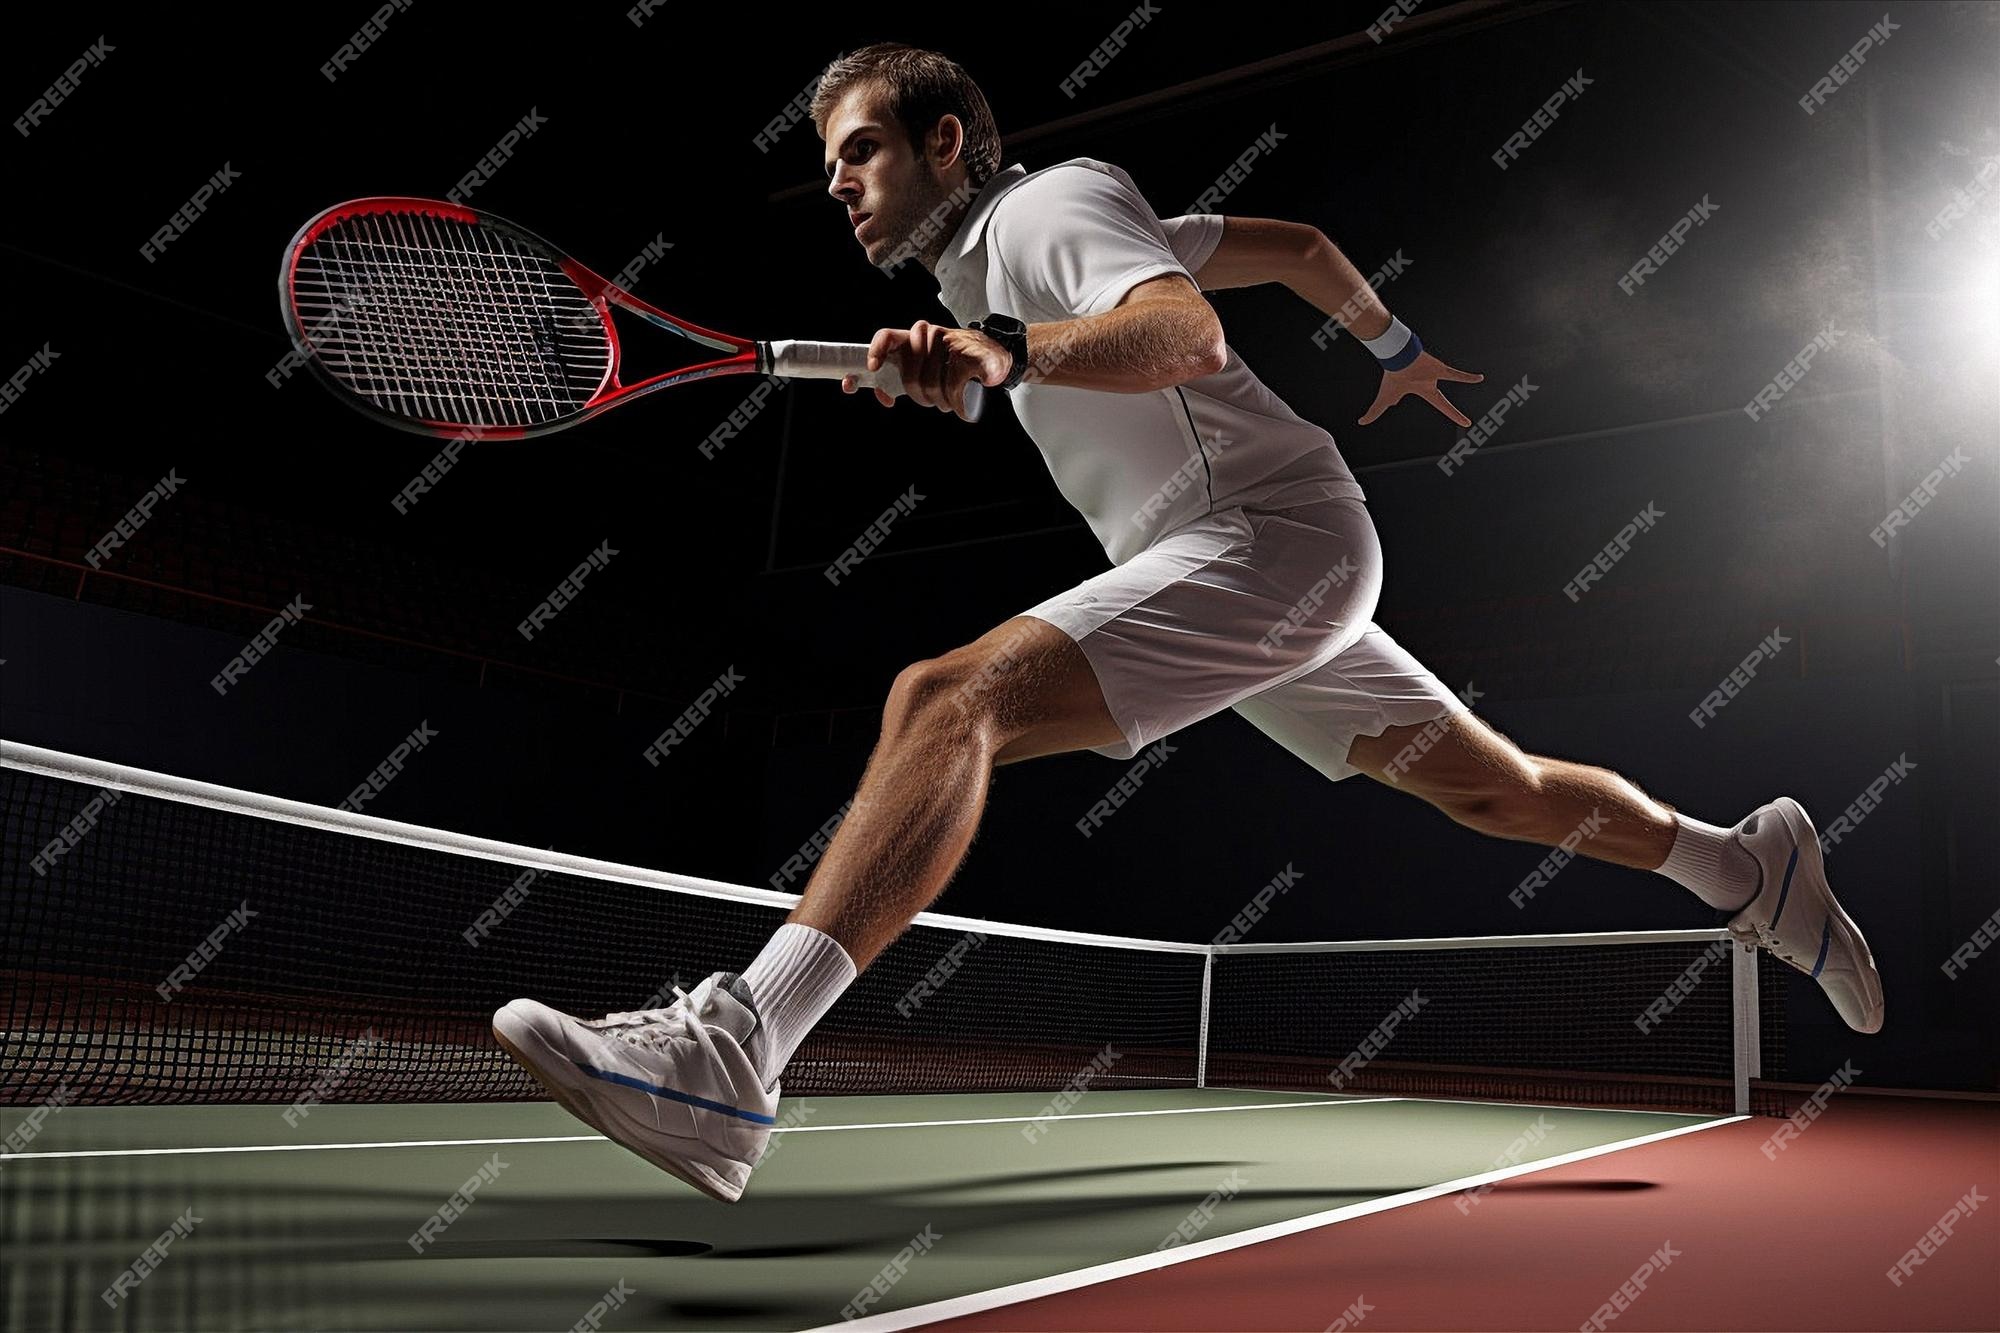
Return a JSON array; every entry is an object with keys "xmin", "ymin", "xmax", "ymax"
[{"xmin": 495, "ymin": 44, "xmax": 1884, "ymax": 1201}]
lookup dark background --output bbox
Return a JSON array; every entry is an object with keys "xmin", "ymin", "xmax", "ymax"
[{"xmin": 2, "ymin": 1, "xmax": 1994, "ymax": 1091}]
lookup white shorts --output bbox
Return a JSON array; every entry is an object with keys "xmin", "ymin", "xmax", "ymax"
[{"xmin": 1020, "ymin": 497, "xmax": 1469, "ymax": 782}]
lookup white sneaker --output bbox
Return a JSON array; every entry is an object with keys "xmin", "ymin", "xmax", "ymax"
[
  {"xmin": 492, "ymin": 972, "xmax": 777, "ymax": 1202},
  {"xmin": 1727, "ymin": 797, "xmax": 1885, "ymax": 1034}
]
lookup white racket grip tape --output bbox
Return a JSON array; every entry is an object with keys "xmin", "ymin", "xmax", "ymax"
[{"xmin": 765, "ymin": 339, "xmax": 985, "ymax": 422}]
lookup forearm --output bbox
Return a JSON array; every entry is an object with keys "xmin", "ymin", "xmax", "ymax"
[
  {"xmin": 1287, "ymin": 230, "xmax": 1392, "ymax": 341},
  {"xmin": 1022, "ymin": 297, "xmax": 1224, "ymax": 393},
  {"xmin": 1193, "ymin": 217, "xmax": 1393, "ymax": 341}
]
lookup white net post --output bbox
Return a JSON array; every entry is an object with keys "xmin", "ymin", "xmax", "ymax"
[
  {"xmin": 1731, "ymin": 939, "xmax": 1761, "ymax": 1116},
  {"xmin": 1196, "ymin": 950, "xmax": 1214, "ymax": 1089}
]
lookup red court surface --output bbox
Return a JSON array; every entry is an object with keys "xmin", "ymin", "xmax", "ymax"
[{"xmin": 937, "ymin": 1095, "xmax": 1999, "ymax": 1331}]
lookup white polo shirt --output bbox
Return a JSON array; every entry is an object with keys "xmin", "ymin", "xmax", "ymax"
[{"xmin": 931, "ymin": 157, "xmax": 1364, "ymax": 566}]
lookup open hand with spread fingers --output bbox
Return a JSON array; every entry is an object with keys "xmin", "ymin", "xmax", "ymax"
[{"xmin": 1358, "ymin": 347, "xmax": 1485, "ymax": 427}]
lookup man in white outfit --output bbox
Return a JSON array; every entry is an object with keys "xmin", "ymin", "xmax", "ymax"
[{"xmin": 495, "ymin": 44, "xmax": 1882, "ymax": 1202}]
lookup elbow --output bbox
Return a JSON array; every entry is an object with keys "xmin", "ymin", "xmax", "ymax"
[
  {"xmin": 1300, "ymin": 226, "xmax": 1334, "ymax": 267},
  {"xmin": 1191, "ymin": 311, "xmax": 1228, "ymax": 378}
]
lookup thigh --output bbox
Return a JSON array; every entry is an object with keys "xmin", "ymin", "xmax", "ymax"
[
  {"xmin": 925, "ymin": 616, "xmax": 1125, "ymax": 765},
  {"xmin": 1022, "ymin": 499, "xmax": 1384, "ymax": 763}
]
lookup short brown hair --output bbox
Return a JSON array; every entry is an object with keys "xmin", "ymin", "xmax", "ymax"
[{"xmin": 810, "ymin": 44, "xmax": 1002, "ymax": 190}]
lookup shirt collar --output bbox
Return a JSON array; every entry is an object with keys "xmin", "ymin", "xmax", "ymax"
[{"xmin": 936, "ymin": 163, "xmax": 1029, "ymax": 271}]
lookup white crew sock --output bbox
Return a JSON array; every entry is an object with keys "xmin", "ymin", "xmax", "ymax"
[
  {"xmin": 1656, "ymin": 812, "xmax": 1760, "ymax": 910},
  {"xmin": 738, "ymin": 923, "xmax": 857, "ymax": 1088}
]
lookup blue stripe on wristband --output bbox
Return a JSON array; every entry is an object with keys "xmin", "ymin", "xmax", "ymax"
[{"xmin": 1377, "ymin": 330, "xmax": 1423, "ymax": 372}]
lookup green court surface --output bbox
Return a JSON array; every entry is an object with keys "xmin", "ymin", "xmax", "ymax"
[{"xmin": 2, "ymin": 1089, "xmax": 1717, "ymax": 1331}]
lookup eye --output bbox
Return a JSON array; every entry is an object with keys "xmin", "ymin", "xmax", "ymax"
[{"xmin": 850, "ymin": 139, "xmax": 876, "ymax": 164}]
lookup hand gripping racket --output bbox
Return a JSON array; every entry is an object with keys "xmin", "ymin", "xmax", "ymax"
[{"xmin": 278, "ymin": 196, "xmax": 983, "ymax": 439}]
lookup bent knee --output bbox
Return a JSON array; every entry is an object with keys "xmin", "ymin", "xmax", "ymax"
[{"xmin": 883, "ymin": 651, "xmax": 1002, "ymax": 741}]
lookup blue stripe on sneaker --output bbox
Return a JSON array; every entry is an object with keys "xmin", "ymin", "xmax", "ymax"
[
  {"xmin": 1770, "ymin": 847, "xmax": 1800, "ymax": 929},
  {"xmin": 574, "ymin": 1063, "xmax": 778, "ymax": 1125},
  {"xmin": 1811, "ymin": 921, "xmax": 1833, "ymax": 979}
]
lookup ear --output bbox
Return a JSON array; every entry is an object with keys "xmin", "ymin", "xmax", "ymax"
[{"xmin": 930, "ymin": 114, "xmax": 965, "ymax": 170}]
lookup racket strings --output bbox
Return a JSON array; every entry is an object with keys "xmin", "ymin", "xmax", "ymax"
[{"xmin": 291, "ymin": 210, "xmax": 613, "ymax": 429}]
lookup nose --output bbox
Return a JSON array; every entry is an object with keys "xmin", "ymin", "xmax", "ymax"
[{"xmin": 827, "ymin": 162, "xmax": 860, "ymax": 204}]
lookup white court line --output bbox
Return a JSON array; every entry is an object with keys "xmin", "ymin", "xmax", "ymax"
[
  {"xmin": 1206, "ymin": 1083, "xmax": 1725, "ymax": 1116},
  {"xmin": 812, "ymin": 1113, "xmax": 1746, "ymax": 1333},
  {"xmin": 777, "ymin": 1097, "xmax": 1390, "ymax": 1133},
  {"xmin": 0, "ymin": 1096, "xmax": 1388, "ymax": 1163}
]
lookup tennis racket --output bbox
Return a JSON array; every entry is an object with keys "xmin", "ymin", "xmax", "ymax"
[{"xmin": 278, "ymin": 196, "xmax": 983, "ymax": 439}]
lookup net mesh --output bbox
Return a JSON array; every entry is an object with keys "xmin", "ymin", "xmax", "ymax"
[
  {"xmin": 291, "ymin": 208, "xmax": 611, "ymax": 430},
  {"xmin": 1208, "ymin": 944, "xmax": 1786, "ymax": 1116},
  {"xmin": 1, "ymin": 763, "xmax": 1200, "ymax": 1105},
  {"xmin": 1, "ymin": 750, "xmax": 1774, "ymax": 1114}
]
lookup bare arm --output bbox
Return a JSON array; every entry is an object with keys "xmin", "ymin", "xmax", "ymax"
[
  {"xmin": 1187, "ymin": 215, "xmax": 1483, "ymax": 427},
  {"xmin": 1020, "ymin": 273, "xmax": 1227, "ymax": 392},
  {"xmin": 1191, "ymin": 217, "xmax": 1392, "ymax": 340},
  {"xmin": 854, "ymin": 274, "xmax": 1227, "ymax": 415}
]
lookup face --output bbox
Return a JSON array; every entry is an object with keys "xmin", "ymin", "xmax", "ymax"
[{"xmin": 822, "ymin": 87, "xmax": 962, "ymax": 270}]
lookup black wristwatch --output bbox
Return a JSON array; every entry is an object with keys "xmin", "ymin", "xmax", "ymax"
[{"xmin": 970, "ymin": 313, "xmax": 1030, "ymax": 391}]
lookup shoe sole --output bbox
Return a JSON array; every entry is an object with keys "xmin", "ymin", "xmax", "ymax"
[
  {"xmin": 491, "ymin": 1016, "xmax": 746, "ymax": 1203},
  {"xmin": 1769, "ymin": 797, "xmax": 1885, "ymax": 1034}
]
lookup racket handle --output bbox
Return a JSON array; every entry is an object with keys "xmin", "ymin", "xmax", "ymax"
[{"xmin": 763, "ymin": 339, "xmax": 986, "ymax": 423}]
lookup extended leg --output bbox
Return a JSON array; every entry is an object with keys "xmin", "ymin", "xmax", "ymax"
[
  {"xmin": 1345, "ymin": 709, "xmax": 1684, "ymax": 871},
  {"xmin": 790, "ymin": 614, "xmax": 1123, "ymax": 966},
  {"xmin": 1344, "ymin": 708, "xmax": 1883, "ymax": 1032}
]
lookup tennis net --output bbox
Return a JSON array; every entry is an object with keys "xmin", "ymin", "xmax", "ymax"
[{"xmin": 1, "ymin": 742, "xmax": 1778, "ymax": 1115}]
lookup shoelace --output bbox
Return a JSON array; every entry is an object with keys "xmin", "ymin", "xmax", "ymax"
[{"xmin": 587, "ymin": 986, "xmax": 725, "ymax": 1066}]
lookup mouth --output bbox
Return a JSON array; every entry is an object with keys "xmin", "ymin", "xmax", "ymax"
[{"xmin": 850, "ymin": 212, "xmax": 874, "ymax": 239}]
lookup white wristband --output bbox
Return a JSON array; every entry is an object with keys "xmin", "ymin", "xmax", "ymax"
[
  {"xmin": 1360, "ymin": 316, "xmax": 1423, "ymax": 370},
  {"xmin": 1360, "ymin": 316, "xmax": 1413, "ymax": 361}
]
